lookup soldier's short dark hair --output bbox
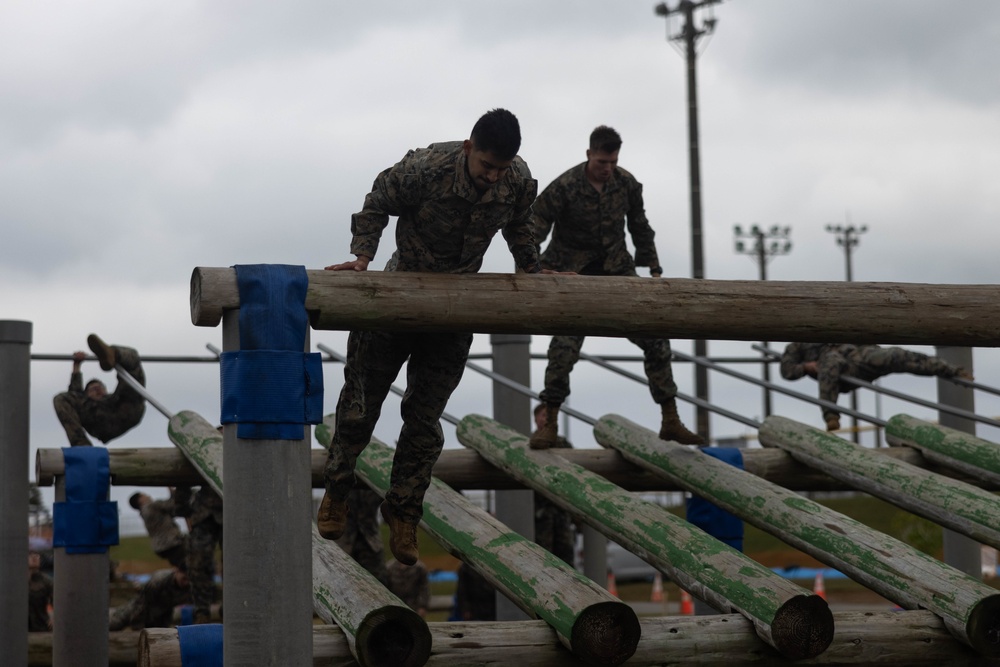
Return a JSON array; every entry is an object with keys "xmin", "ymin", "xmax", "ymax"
[
  {"xmin": 85, "ymin": 379, "xmax": 105, "ymax": 391},
  {"xmin": 589, "ymin": 125, "xmax": 622, "ymax": 153},
  {"xmin": 470, "ymin": 108, "xmax": 521, "ymax": 160},
  {"xmin": 129, "ymin": 492, "xmax": 143, "ymax": 510}
]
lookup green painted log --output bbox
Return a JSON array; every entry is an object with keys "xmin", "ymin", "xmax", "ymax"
[
  {"xmin": 323, "ymin": 429, "xmax": 640, "ymax": 667},
  {"xmin": 759, "ymin": 415, "xmax": 1000, "ymax": 656},
  {"xmin": 164, "ymin": 410, "xmax": 430, "ymax": 667},
  {"xmin": 457, "ymin": 414, "xmax": 833, "ymax": 661},
  {"xmin": 886, "ymin": 414, "xmax": 1000, "ymax": 487}
]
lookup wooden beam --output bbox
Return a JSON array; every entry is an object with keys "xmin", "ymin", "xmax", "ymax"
[
  {"xmin": 886, "ymin": 414, "xmax": 1000, "ymax": 487},
  {"xmin": 190, "ymin": 267, "xmax": 1000, "ymax": 346},
  {"xmin": 457, "ymin": 414, "xmax": 834, "ymax": 661},
  {"xmin": 759, "ymin": 415, "xmax": 1000, "ymax": 656}
]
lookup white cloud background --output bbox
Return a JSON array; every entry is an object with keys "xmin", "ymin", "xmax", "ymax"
[{"xmin": 3, "ymin": 1, "xmax": 999, "ymax": 526}]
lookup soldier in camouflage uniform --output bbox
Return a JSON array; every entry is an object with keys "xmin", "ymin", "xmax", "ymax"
[
  {"xmin": 175, "ymin": 485, "xmax": 223, "ymax": 624},
  {"xmin": 28, "ymin": 550, "xmax": 54, "ymax": 632},
  {"xmin": 336, "ymin": 487, "xmax": 391, "ymax": 587},
  {"xmin": 386, "ymin": 558, "xmax": 430, "ymax": 617},
  {"xmin": 52, "ymin": 334, "xmax": 146, "ymax": 447},
  {"xmin": 318, "ymin": 109, "xmax": 555, "ymax": 566},
  {"xmin": 528, "ymin": 126, "xmax": 702, "ymax": 450},
  {"xmin": 530, "ymin": 404, "xmax": 576, "ymax": 565},
  {"xmin": 109, "ymin": 567, "xmax": 191, "ymax": 631},
  {"xmin": 129, "ymin": 490, "xmax": 188, "ymax": 570},
  {"xmin": 780, "ymin": 342, "xmax": 973, "ymax": 430}
]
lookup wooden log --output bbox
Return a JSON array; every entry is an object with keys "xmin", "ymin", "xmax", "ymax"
[
  {"xmin": 163, "ymin": 410, "xmax": 430, "ymax": 667},
  {"xmin": 189, "ymin": 267, "xmax": 1000, "ymax": 346},
  {"xmin": 35, "ymin": 445, "xmax": 998, "ymax": 492},
  {"xmin": 28, "ymin": 630, "xmax": 143, "ymax": 667},
  {"xmin": 338, "ymin": 434, "xmax": 640, "ymax": 667},
  {"xmin": 456, "ymin": 414, "xmax": 834, "ymax": 661},
  {"xmin": 759, "ymin": 415, "xmax": 1000, "ymax": 656},
  {"xmin": 885, "ymin": 414, "xmax": 1000, "ymax": 487},
  {"xmin": 135, "ymin": 609, "xmax": 984, "ymax": 666}
]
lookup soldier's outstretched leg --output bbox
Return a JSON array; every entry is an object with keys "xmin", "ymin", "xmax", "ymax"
[
  {"xmin": 53, "ymin": 392, "xmax": 93, "ymax": 447},
  {"xmin": 532, "ymin": 335, "xmax": 585, "ymax": 449}
]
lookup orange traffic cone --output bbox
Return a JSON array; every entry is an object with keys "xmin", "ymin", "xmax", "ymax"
[
  {"xmin": 679, "ymin": 589, "xmax": 694, "ymax": 615},
  {"xmin": 607, "ymin": 571, "xmax": 619, "ymax": 598},
  {"xmin": 650, "ymin": 572, "xmax": 664, "ymax": 603},
  {"xmin": 813, "ymin": 571, "xmax": 827, "ymax": 601}
]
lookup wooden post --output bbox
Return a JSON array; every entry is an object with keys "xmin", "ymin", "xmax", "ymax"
[
  {"xmin": 886, "ymin": 414, "xmax": 1000, "ymax": 487},
  {"xmin": 30, "ymin": 630, "xmax": 145, "ymax": 666},
  {"xmin": 759, "ymin": 415, "xmax": 1000, "ymax": 655},
  {"xmin": 456, "ymin": 414, "xmax": 834, "ymax": 661},
  {"xmin": 190, "ymin": 267, "xmax": 1000, "ymax": 345}
]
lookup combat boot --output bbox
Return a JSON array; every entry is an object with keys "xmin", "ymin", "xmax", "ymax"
[
  {"xmin": 317, "ymin": 491, "xmax": 349, "ymax": 540},
  {"xmin": 87, "ymin": 333, "xmax": 117, "ymax": 371},
  {"xmin": 825, "ymin": 416, "xmax": 841, "ymax": 431},
  {"xmin": 659, "ymin": 399, "xmax": 705, "ymax": 445},
  {"xmin": 380, "ymin": 501, "xmax": 419, "ymax": 566},
  {"xmin": 528, "ymin": 403, "xmax": 561, "ymax": 450}
]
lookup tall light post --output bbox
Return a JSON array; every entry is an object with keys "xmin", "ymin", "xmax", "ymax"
[
  {"xmin": 655, "ymin": 0, "xmax": 721, "ymax": 442},
  {"xmin": 826, "ymin": 219, "xmax": 868, "ymax": 443},
  {"xmin": 734, "ymin": 224, "xmax": 792, "ymax": 418}
]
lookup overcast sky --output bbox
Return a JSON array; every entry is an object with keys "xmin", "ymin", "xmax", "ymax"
[{"xmin": 4, "ymin": 1, "xmax": 999, "ymax": 524}]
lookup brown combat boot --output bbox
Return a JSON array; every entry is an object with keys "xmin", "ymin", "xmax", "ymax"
[
  {"xmin": 528, "ymin": 403, "xmax": 561, "ymax": 450},
  {"xmin": 87, "ymin": 334, "xmax": 117, "ymax": 371},
  {"xmin": 380, "ymin": 501, "xmax": 419, "ymax": 566},
  {"xmin": 659, "ymin": 399, "xmax": 705, "ymax": 445},
  {"xmin": 825, "ymin": 416, "xmax": 841, "ymax": 432},
  {"xmin": 317, "ymin": 491, "xmax": 349, "ymax": 540}
]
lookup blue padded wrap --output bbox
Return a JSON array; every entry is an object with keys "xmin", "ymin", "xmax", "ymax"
[
  {"xmin": 180, "ymin": 605, "xmax": 194, "ymax": 626},
  {"xmin": 52, "ymin": 447, "xmax": 119, "ymax": 554},
  {"xmin": 178, "ymin": 623, "xmax": 223, "ymax": 666},
  {"xmin": 686, "ymin": 447, "xmax": 744, "ymax": 551},
  {"xmin": 219, "ymin": 264, "xmax": 324, "ymax": 440}
]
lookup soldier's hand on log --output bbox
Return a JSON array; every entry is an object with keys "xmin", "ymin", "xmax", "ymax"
[
  {"xmin": 539, "ymin": 269, "xmax": 576, "ymax": 275},
  {"xmin": 325, "ymin": 255, "xmax": 371, "ymax": 272}
]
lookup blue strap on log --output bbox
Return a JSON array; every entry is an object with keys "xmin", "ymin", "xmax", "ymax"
[
  {"xmin": 52, "ymin": 447, "xmax": 119, "ymax": 554},
  {"xmin": 219, "ymin": 264, "xmax": 324, "ymax": 440},
  {"xmin": 178, "ymin": 623, "xmax": 223, "ymax": 666},
  {"xmin": 686, "ymin": 447, "xmax": 745, "ymax": 551}
]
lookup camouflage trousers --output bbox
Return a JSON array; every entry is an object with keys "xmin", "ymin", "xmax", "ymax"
[
  {"xmin": 336, "ymin": 487, "xmax": 390, "ymax": 587},
  {"xmin": 538, "ymin": 334, "xmax": 678, "ymax": 407},
  {"xmin": 324, "ymin": 329, "xmax": 473, "ymax": 525},
  {"xmin": 534, "ymin": 498, "xmax": 576, "ymax": 566},
  {"xmin": 53, "ymin": 345, "xmax": 146, "ymax": 447},
  {"xmin": 818, "ymin": 345, "xmax": 961, "ymax": 420},
  {"xmin": 186, "ymin": 516, "xmax": 223, "ymax": 619},
  {"xmin": 109, "ymin": 570, "xmax": 189, "ymax": 631}
]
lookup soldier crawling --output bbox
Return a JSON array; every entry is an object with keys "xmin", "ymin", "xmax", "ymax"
[{"xmin": 780, "ymin": 342, "xmax": 973, "ymax": 431}]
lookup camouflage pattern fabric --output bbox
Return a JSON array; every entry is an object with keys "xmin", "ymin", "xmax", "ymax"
[
  {"xmin": 175, "ymin": 486, "xmax": 223, "ymax": 620},
  {"xmin": 52, "ymin": 345, "xmax": 146, "ymax": 447},
  {"xmin": 386, "ymin": 558, "xmax": 430, "ymax": 614},
  {"xmin": 28, "ymin": 571, "xmax": 54, "ymax": 632},
  {"xmin": 780, "ymin": 343, "xmax": 963, "ymax": 421},
  {"xmin": 140, "ymin": 497, "xmax": 187, "ymax": 566},
  {"xmin": 109, "ymin": 569, "xmax": 190, "ymax": 631},
  {"xmin": 531, "ymin": 433, "xmax": 576, "ymax": 565},
  {"xmin": 336, "ymin": 487, "xmax": 390, "ymax": 587},
  {"xmin": 454, "ymin": 562, "xmax": 496, "ymax": 621}
]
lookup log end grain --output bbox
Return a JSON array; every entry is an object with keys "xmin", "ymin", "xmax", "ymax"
[
  {"xmin": 966, "ymin": 594, "xmax": 1000, "ymax": 657},
  {"xmin": 356, "ymin": 605, "xmax": 433, "ymax": 667},
  {"xmin": 570, "ymin": 601, "xmax": 641, "ymax": 667},
  {"xmin": 770, "ymin": 594, "xmax": 835, "ymax": 660}
]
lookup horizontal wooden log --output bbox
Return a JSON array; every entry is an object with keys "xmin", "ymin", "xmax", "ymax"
[
  {"xmin": 29, "ymin": 630, "xmax": 142, "ymax": 666},
  {"xmin": 457, "ymin": 414, "xmax": 833, "ymax": 661},
  {"xmin": 190, "ymin": 267, "xmax": 1000, "ymax": 345},
  {"xmin": 885, "ymin": 414, "xmax": 1000, "ymax": 487},
  {"xmin": 759, "ymin": 415, "xmax": 1000, "ymax": 656},
  {"xmin": 136, "ymin": 609, "xmax": 986, "ymax": 666},
  {"xmin": 35, "ymin": 444, "xmax": 998, "ymax": 492}
]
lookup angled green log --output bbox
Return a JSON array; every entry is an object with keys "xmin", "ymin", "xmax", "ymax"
[
  {"xmin": 759, "ymin": 415, "xmax": 1000, "ymax": 656},
  {"xmin": 317, "ymin": 423, "xmax": 639, "ymax": 667},
  {"xmin": 886, "ymin": 414, "xmax": 1000, "ymax": 487},
  {"xmin": 457, "ymin": 414, "xmax": 833, "ymax": 661},
  {"xmin": 166, "ymin": 410, "xmax": 430, "ymax": 667}
]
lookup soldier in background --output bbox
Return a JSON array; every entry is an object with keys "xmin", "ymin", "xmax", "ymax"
[
  {"xmin": 386, "ymin": 558, "xmax": 430, "ymax": 617},
  {"xmin": 28, "ymin": 550, "xmax": 54, "ymax": 632},
  {"xmin": 109, "ymin": 566, "xmax": 191, "ymax": 631},
  {"xmin": 129, "ymin": 489, "xmax": 188, "ymax": 570},
  {"xmin": 529, "ymin": 126, "xmax": 702, "ymax": 450},
  {"xmin": 52, "ymin": 334, "xmax": 146, "ymax": 447},
  {"xmin": 453, "ymin": 562, "xmax": 496, "ymax": 622},
  {"xmin": 317, "ymin": 109, "xmax": 562, "ymax": 566},
  {"xmin": 780, "ymin": 342, "xmax": 974, "ymax": 430},
  {"xmin": 530, "ymin": 404, "xmax": 576, "ymax": 566},
  {"xmin": 175, "ymin": 485, "xmax": 223, "ymax": 625},
  {"xmin": 336, "ymin": 487, "xmax": 391, "ymax": 588}
]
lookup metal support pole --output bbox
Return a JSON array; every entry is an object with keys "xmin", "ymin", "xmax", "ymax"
[
  {"xmin": 580, "ymin": 523, "xmax": 608, "ymax": 588},
  {"xmin": 936, "ymin": 346, "xmax": 982, "ymax": 578},
  {"xmin": 489, "ymin": 333, "xmax": 533, "ymax": 621},
  {"xmin": 0, "ymin": 320, "xmax": 31, "ymax": 667},
  {"xmin": 222, "ymin": 310, "xmax": 313, "ymax": 666}
]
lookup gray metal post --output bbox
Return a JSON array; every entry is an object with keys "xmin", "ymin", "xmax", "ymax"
[
  {"xmin": 0, "ymin": 320, "xmax": 31, "ymax": 666},
  {"xmin": 936, "ymin": 346, "xmax": 982, "ymax": 577},
  {"xmin": 222, "ymin": 310, "xmax": 313, "ymax": 666},
  {"xmin": 580, "ymin": 523, "xmax": 608, "ymax": 586},
  {"xmin": 53, "ymin": 474, "xmax": 109, "ymax": 667},
  {"xmin": 489, "ymin": 333, "xmax": 533, "ymax": 622}
]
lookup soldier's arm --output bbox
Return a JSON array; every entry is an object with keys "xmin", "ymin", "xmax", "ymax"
[
  {"xmin": 69, "ymin": 350, "xmax": 86, "ymax": 392},
  {"xmin": 625, "ymin": 180, "xmax": 660, "ymax": 271},
  {"xmin": 527, "ymin": 180, "xmax": 561, "ymax": 255},
  {"xmin": 502, "ymin": 171, "xmax": 542, "ymax": 274}
]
